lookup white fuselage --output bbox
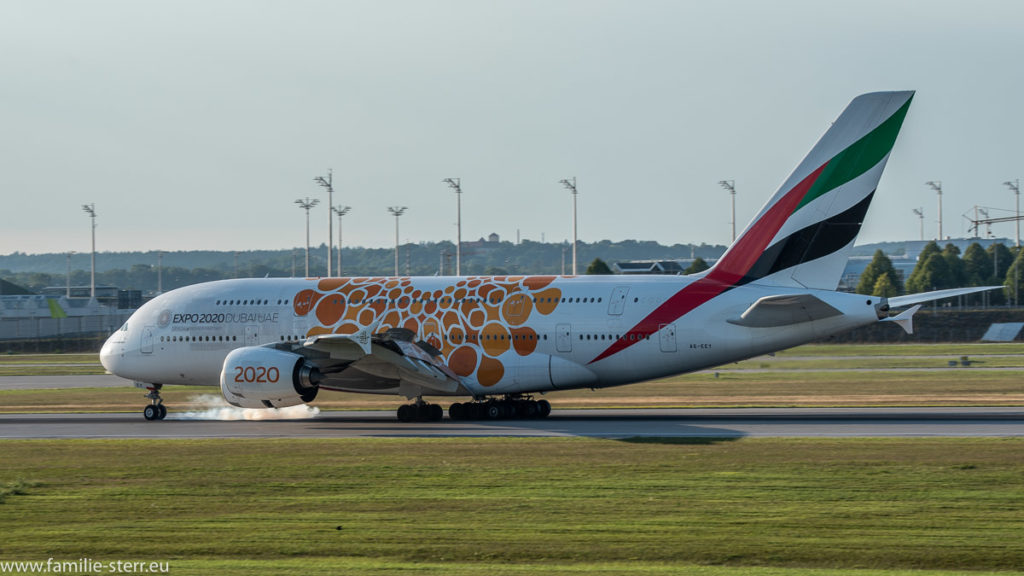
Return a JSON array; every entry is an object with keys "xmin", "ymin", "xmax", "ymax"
[{"xmin": 100, "ymin": 274, "xmax": 881, "ymax": 399}]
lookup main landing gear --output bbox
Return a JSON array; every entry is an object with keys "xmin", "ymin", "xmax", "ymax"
[
  {"xmin": 396, "ymin": 399, "xmax": 444, "ymax": 423},
  {"xmin": 396, "ymin": 396, "xmax": 553, "ymax": 422},
  {"xmin": 448, "ymin": 396, "xmax": 551, "ymax": 421},
  {"xmin": 142, "ymin": 383, "xmax": 167, "ymax": 421}
]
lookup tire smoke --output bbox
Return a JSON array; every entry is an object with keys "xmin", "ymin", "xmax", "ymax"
[{"xmin": 171, "ymin": 394, "xmax": 320, "ymax": 420}]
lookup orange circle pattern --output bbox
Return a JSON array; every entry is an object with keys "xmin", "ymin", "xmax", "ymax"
[{"xmin": 294, "ymin": 276, "xmax": 561, "ymax": 387}]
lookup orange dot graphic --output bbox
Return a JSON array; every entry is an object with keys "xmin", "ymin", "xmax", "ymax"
[
  {"xmin": 477, "ymin": 356, "xmax": 505, "ymax": 386},
  {"xmin": 481, "ymin": 323, "xmax": 510, "ymax": 357},
  {"xmin": 511, "ymin": 327, "xmax": 538, "ymax": 356},
  {"xmin": 448, "ymin": 346, "xmax": 478, "ymax": 377}
]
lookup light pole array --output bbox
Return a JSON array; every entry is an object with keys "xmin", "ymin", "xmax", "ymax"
[
  {"xmin": 1004, "ymin": 179, "xmax": 1020, "ymax": 248},
  {"xmin": 925, "ymin": 181, "xmax": 943, "ymax": 240},
  {"xmin": 314, "ymin": 170, "xmax": 335, "ymax": 277},
  {"xmin": 387, "ymin": 206, "xmax": 408, "ymax": 276},
  {"xmin": 443, "ymin": 178, "xmax": 462, "ymax": 275},
  {"xmin": 559, "ymin": 177, "xmax": 578, "ymax": 275},
  {"xmin": 81, "ymin": 204, "xmax": 97, "ymax": 300},
  {"xmin": 295, "ymin": 197, "xmax": 320, "ymax": 276},
  {"xmin": 912, "ymin": 208, "xmax": 924, "ymax": 241},
  {"xmin": 719, "ymin": 180, "xmax": 736, "ymax": 242},
  {"xmin": 332, "ymin": 205, "xmax": 351, "ymax": 275}
]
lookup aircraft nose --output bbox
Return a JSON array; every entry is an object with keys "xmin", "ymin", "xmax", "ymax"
[{"xmin": 99, "ymin": 332, "xmax": 124, "ymax": 375}]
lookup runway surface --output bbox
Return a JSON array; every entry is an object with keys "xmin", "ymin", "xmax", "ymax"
[{"xmin": 2, "ymin": 407, "xmax": 1022, "ymax": 439}]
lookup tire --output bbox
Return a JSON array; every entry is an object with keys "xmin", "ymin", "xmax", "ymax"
[
  {"xmin": 485, "ymin": 403, "xmax": 501, "ymax": 419},
  {"xmin": 430, "ymin": 404, "xmax": 443, "ymax": 422},
  {"xmin": 537, "ymin": 399, "xmax": 551, "ymax": 418},
  {"xmin": 158, "ymin": 405, "xmax": 168, "ymax": 420},
  {"xmin": 144, "ymin": 405, "xmax": 159, "ymax": 421},
  {"xmin": 449, "ymin": 403, "xmax": 464, "ymax": 421},
  {"xmin": 397, "ymin": 404, "xmax": 414, "ymax": 422}
]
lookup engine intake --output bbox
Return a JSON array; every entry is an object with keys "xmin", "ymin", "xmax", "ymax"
[{"xmin": 220, "ymin": 347, "xmax": 323, "ymax": 409}]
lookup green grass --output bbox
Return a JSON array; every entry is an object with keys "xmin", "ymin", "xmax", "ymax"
[{"xmin": 0, "ymin": 438, "xmax": 1022, "ymax": 575}]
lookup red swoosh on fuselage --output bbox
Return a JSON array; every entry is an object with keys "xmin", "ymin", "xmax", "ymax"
[{"xmin": 589, "ymin": 162, "xmax": 828, "ymax": 364}]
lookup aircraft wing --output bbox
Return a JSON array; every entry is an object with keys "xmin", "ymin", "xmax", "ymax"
[
  {"xmin": 302, "ymin": 328, "xmax": 467, "ymax": 396},
  {"xmin": 728, "ymin": 294, "xmax": 843, "ymax": 328}
]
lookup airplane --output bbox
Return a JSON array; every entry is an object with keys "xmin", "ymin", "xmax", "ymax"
[{"xmin": 99, "ymin": 91, "xmax": 996, "ymax": 422}]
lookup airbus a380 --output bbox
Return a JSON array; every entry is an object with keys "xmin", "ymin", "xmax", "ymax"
[{"xmin": 100, "ymin": 91, "xmax": 993, "ymax": 422}]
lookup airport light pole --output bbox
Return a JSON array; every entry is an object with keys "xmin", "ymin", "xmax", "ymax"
[
  {"xmin": 443, "ymin": 178, "xmax": 462, "ymax": 275},
  {"xmin": 332, "ymin": 205, "xmax": 351, "ymax": 275},
  {"xmin": 1004, "ymin": 179, "xmax": 1020, "ymax": 248},
  {"xmin": 314, "ymin": 170, "xmax": 335, "ymax": 277},
  {"xmin": 719, "ymin": 180, "xmax": 736, "ymax": 242},
  {"xmin": 912, "ymin": 208, "xmax": 924, "ymax": 241},
  {"xmin": 81, "ymin": 204, "xmax": 97, "ymax": 300},
  {"xmin": 295, "ymin": 197, "xmax": 320, "ymax": 277},
  {"xmin": 559, "ymin": 177, "xmax": 578, "ymax": 275},
  {"xmin": 387, "ymin": 206, "xmax": 408, "ymax": 276},
  {"xmin": 926, "ymin": 181, "xmax": 943, "ymax": 240},
  {"xmin": 66, "ymin": 251, "xmax": 75, "ymax": 298}
]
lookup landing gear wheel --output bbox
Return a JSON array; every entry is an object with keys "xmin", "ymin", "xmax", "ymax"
[
  {"xmin": 158, "ymin": 404, "xmax": 168, "ymax": 420},
  {"xmin": 449, "ymin": 402, "xmax": 465, "ymax": 421},
  {"xmin": 397, "ymin": 404, "xmax": 415, "ymax": 422},
  {"xmin": 144, "ymin": 405, "xmax": 160, "ymax": 421},
  {"xmin": 429, "ymin": 403, "xmax": 443, "ymax": 422},
  {"xmin": 537, "ymin": 399, "xmax": 552, "ymax": 418}
]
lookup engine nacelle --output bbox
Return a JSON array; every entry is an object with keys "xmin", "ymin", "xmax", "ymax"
[{"xmin": 220, "ymin": 347, "xmax": 322, "ymax": 409}]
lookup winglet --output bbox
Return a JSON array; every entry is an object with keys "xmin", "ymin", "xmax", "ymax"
[{"xmin": 881, "ymin": 304, "xmax": 921, "ymax": 334}]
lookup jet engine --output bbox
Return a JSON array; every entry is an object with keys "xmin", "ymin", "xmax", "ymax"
[{"xmin": 220, "ymin": 347, "xmax": 322, "ymax": 409}]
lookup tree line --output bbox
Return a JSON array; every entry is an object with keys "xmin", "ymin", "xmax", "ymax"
[{"xmin": 856, "ymin": 241, "xmax": 1022, "ymax": 305}]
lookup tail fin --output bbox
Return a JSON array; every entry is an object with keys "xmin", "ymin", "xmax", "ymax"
[{"xmin": 709, "ymin": 91, "xmax": 913, "ymax": 290}]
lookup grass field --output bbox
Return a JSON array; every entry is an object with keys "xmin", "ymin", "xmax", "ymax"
[{"xmin": 0, "ymin": 438, "xmax": 1022, "ymax": 575}]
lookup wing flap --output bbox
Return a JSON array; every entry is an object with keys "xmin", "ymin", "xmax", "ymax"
[
  {"xmin": 728, "ymin": 294, "xmax": 843, "ymax": 328},
  {"xmin": 302, "ymin": 327, "xmax": 465, "ymax": 396}
]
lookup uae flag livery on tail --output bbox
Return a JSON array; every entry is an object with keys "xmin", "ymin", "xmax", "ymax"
[{"xmin": 591, "ymin": 91, "xmax": 914, "ymax": 364}]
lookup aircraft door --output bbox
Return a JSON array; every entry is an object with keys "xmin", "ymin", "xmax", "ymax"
[
  {"xmin": 556, "ymin": 323, "xmax": 572, "ymax": 353},
  {"xmin": 141, "ymin": 325, "xmax": 155, "ymax": 355},
  {"xmin": 659, "ymin": 323, "xmax": 677, "ymax": 353},
  {"xmin": 607, "ymin": 286, "xmax": 629, "ymax": 315},
  {"xmin": 245, "ymin": 325, "xmax": 260, "ymax": 346}
]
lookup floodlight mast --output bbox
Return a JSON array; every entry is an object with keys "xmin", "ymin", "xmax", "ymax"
[
  {"xmin": 718, "ymin": 180, "xmax": 736, "ymax": 242},
  {"xmin": 1004, "ymin": 179, "xmax": 1020, "ymax": 248},
  {"xmin": 81, "ymin": 204, "xmax": 97, "ymax": 300},
  {"xmin": 332, "ymin": 205, "xmax": 351, "ymax": 275},
  {"xmin": 387, "ymin": 206, "xmax": 408, "ymax": 276},
  {"xmin": 559, "ymin": 177, "xmax": 578, "ymax": 275},
  {"xmin": 295, "ymin": 197, "xmax": 320, "ymax": 277},
  {"xmin": 314, "ymin": 170, "xmax": 334, "ymax": 277},
  {"xmin": 926, "ymin": 181, "xmax": 943, "ymax": 240},
  {"xmin": 443, "ymin": 178, "xmax": 462, "ymax": 275}
]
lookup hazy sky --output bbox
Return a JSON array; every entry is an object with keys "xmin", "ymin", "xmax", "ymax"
[{"xmin": 2, "ymin": 0, "xmax": 1023, "ymax": 256}]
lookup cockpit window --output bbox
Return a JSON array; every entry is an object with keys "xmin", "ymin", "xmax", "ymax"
[{"xmin": 120, "ymin": 323, "xmax": 129, "ymax": 332}]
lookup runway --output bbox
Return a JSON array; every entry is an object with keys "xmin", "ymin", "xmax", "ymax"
[{"xmin": 1, "ymin": 407, "xmax": 1022, "ymax": 439}]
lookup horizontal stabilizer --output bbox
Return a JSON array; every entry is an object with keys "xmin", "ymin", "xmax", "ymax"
[
  {"xmin": 888, "ymin": 286, "xmax": 1002, "ymax": 308},
  {"xmin": 728, "ymin": 294, "xmax": 842, "ymax": 328},
  {"xmin": 881, "ymin": 304, "xmax": 920, "ymax": 334}
]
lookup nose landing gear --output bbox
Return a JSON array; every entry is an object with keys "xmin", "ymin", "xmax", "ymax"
[{"xmin": 142, "ymin": 383, "xmax": 167, "ymax": 421}]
